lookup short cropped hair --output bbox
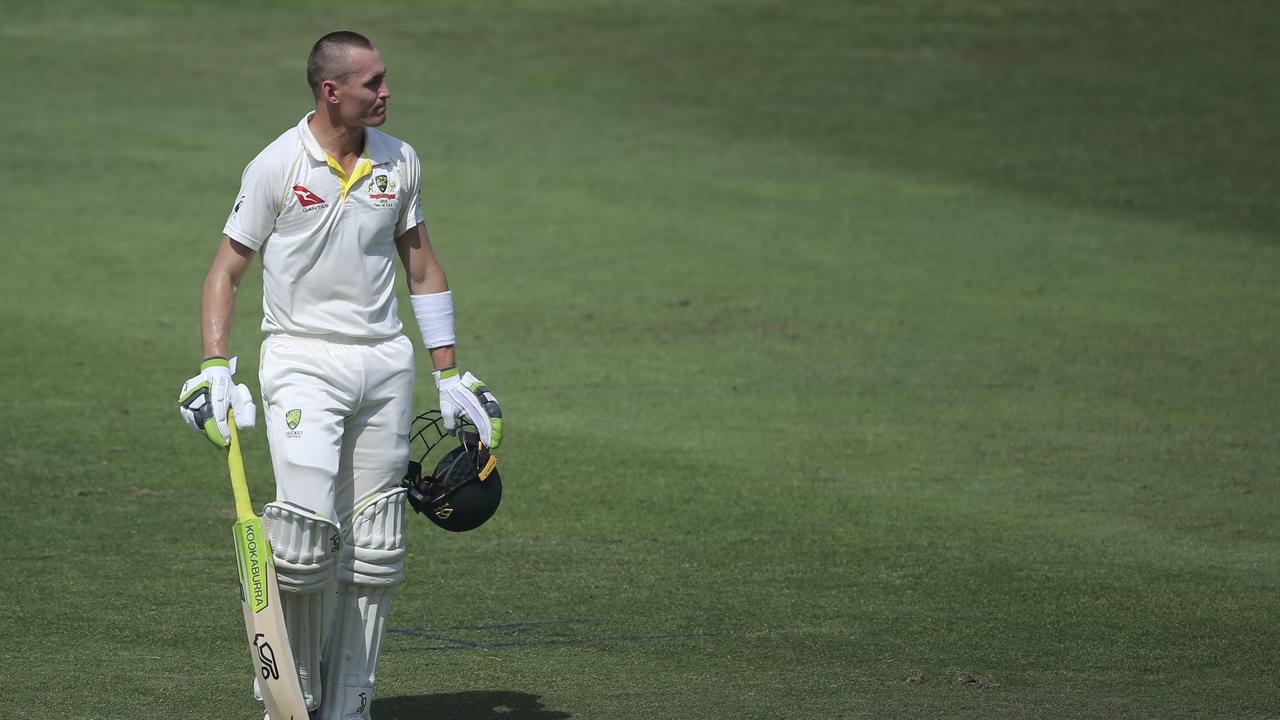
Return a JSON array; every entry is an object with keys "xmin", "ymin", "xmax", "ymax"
[{"xmin": 307, "ymin": 31, "xmax": 375, "ymax": 100}]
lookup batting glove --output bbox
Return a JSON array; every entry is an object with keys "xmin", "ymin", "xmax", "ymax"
[
  {"xmin": 434, "ymin": 367, "xmax": 503, "ymax": 449},
  {"xmin": 178, "ymin": 357, "xmax": 256, "ymax": 448}
]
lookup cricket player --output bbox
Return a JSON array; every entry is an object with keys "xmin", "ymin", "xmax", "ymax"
[{"xmin": 177, "ymin": 31, "xmax": 502, "ymax": 720}]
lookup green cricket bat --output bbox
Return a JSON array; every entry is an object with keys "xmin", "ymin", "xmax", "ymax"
[{"xmin": 227, "ymin": 412, "xmax": 308, "ymax": 720}]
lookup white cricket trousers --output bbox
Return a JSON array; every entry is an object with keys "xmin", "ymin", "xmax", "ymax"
[{"xmin": 259, "ymin": 333, "xmax": 415, "ymax": 524}]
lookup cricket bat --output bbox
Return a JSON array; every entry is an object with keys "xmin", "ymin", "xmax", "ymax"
[{"xmin": 227, "ymin": 412, "xmax": 308, "ymax": 720}]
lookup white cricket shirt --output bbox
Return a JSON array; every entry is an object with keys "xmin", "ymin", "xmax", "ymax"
[{"xmin": 223, "ymin": 113, "xmax": 424, "ymax": 340}]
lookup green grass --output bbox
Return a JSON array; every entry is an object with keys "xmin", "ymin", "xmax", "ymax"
[{"xmin": 2, "ymin": 1, "xmax": 1278, "ymax": 718}]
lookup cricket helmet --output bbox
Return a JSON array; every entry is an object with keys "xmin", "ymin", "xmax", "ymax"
[{"xmin": 403, "ymin": 410, "xmax": 502, "ymax": 532}]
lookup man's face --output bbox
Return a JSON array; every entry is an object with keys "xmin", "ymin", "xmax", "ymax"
[{"xmin": 331, "ymin": 48, "xmax": 390, "ymax": 127}]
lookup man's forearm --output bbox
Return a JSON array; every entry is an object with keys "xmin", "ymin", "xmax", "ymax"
[
  {"xmin": 414, "ymin": 272, "xmax": 454, "ymax": 372},
  {"xmin": 202, "ymin": 266, "xmax": 237, "ymax": 359},
  {"xmin": 201, "ymin": 236, "xmax": 255, "ymax": 359},
  {"xmin": 397, "ymin": 223, "xmax": 455, "ymax": 371},
  {"xmin": 429, "ymin": 345, "xmax": 456, "ymax": 371},
  {"xmin": 411, "ymin": 265, "xmax": 449, "ymax": 296}
]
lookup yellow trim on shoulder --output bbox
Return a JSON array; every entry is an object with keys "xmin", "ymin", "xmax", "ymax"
[{"xmin": 325, "ymin": 153, "xmax": 373, "ymax": 200}]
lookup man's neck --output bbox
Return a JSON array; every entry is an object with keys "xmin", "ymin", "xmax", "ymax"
[{"xmin": 308, "ymin": 107, "xmax": 365, "ymax": 160}]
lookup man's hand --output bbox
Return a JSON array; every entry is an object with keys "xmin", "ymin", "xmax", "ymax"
[
  {"xmin": 179, "ymin": 357, "xmax": 257, "ymax": 448},
  {"xmin": 434, "ymin": 367, "xmax": 503, "ymax": 449}
]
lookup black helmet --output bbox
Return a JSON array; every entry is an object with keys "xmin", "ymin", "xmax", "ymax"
[{"xmin": 403, "ymin": 410, "xmax": 502, "ymax": 532}]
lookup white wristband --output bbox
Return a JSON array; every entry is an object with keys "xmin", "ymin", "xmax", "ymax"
[{"xmin": 410, "ymin": 291, "xmax": 456, "ymax": 349}]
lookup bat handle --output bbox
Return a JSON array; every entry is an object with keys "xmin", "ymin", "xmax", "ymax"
[{"xmin": 227, "ymin": 410, "xmax": 255, "ymax": 522}]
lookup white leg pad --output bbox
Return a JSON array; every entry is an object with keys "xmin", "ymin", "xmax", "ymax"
[
  {"xmin": 319, "ymin": 488, "xmax": 407, "ymax": 720},
  {"xmin": 263, "ymin": 502, "xmax": 341, "ymax": 712}
]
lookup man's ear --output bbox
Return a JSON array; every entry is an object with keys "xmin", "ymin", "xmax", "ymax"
[{"xmin": 321, "ymin": 79, "xmax": 341, "ymax": 105}]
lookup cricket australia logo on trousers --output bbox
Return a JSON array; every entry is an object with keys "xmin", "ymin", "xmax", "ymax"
[{"xmin": 285, "ymin": 409, "xmax": 303, "ymax": 438}]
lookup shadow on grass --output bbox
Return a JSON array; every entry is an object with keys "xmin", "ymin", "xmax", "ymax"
[{"xmin": 374, "ymin": 690, "xmax": 571, "ymax": 720}]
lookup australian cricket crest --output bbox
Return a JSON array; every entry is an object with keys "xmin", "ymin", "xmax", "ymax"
[
  {"xmin": 285, "ymin": 409, "xmax": 302, "ymax": 438},
  {"xmin": 368, "ymin": 172, "xmax": 398, "ymax": 208}
]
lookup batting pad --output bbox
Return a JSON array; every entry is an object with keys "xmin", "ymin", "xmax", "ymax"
[
  {"xmin": 338, "ymin": 488, "xmax": 407, "ymax": 587},
  {"xmin": 263, "ymin": 502, "xmax": 341, "ymax": 711},
  {"xmin": 320, "ymin": 488, "xmax": 407, "ymax": 720}
]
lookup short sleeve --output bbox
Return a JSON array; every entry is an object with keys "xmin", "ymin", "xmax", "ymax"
[
  {"xmin": 395, "ymin": 146, "xmax": 425, "ymax": 237},
  {"xmin": 223, "ymin": 153, "xmax": 285, "ymax": 250}
]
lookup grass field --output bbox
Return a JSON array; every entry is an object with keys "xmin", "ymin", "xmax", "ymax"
[{"xmin": 2, "ymin": 1, "xmax": 1278, "ymax": 718}]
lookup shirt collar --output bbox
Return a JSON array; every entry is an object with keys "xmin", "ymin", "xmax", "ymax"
[{"xmin": 297, "ymin": 112, "xmax": 393, "ymax": 165}]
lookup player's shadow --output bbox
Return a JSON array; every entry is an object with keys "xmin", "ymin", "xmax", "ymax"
[{"xmin": 374, "ymin": 690, "xmax": 571, "ymax": 720}]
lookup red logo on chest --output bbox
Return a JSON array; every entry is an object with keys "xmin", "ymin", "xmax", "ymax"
[{"xmin": 292, "ymin": 185, "xmax": 326, "ymax": 207}]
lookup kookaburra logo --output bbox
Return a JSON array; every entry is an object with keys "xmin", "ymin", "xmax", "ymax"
[
  {"xmin": 254, "ymin": 633, "xmax": 280, "ymax": 680},
  {"xmin": 358, "ymin": 692, "xmax": 368, "ymax": 713}
]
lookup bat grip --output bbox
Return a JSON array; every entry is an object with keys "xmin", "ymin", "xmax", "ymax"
[{"xmin": 227, "ymin": 410, "xmax": 256, "ymax": 522}]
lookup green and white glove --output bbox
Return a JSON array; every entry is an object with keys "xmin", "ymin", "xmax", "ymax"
[
  {"xmin": 178, "ymin": 356, "xmax": 256, "ymax": 448},
  {"xmin": 434, "ymin": 367, "xmax": 503, "ymax": 449}
]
